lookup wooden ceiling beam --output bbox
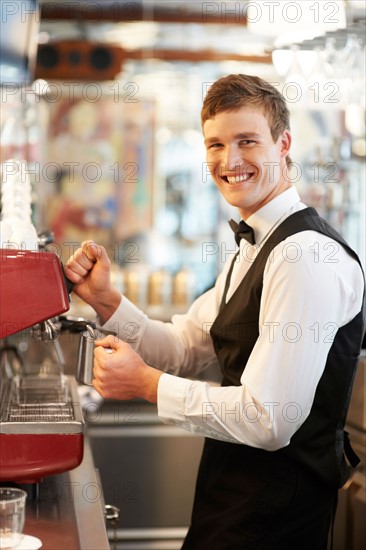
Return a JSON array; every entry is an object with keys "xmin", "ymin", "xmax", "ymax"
[
  {"xmin": 40, "ymin": 2, "xmax": 248, "ymax": 25},
  {"xmin": 124, "ymin": 48, "xmax": 270, "ymax": 63}
]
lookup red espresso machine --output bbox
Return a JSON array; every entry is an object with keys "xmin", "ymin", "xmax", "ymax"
[
  {"xmin": 0, "ymin": 248, "xmax": 84, "ymax": 485},
  {"xmin": 0, "ymin": 0, "xmax": 84, "ymax": 488}
]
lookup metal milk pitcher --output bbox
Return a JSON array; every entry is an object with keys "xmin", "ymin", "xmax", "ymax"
[{"xmin": 76, "ymin": 324, "xmax": 96, "ymax": 386}]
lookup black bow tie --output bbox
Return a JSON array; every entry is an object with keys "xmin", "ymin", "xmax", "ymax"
[{"xmin": 229, "ymin": 219, "xmax": 256, "ymax": 246}]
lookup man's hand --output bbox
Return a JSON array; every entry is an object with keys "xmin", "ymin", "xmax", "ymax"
[
  {"xmin": 92, "ymin": 335, "xmax": 162, "ymax": 403},
  {"xmin": 64, "ymin": 240, "xmax": 121, "ymax": 321}
]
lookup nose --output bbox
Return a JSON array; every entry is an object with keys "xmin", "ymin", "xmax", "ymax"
[{"xmin": 221, "ymin": 145, "xmax": 243, "ymax": 172}]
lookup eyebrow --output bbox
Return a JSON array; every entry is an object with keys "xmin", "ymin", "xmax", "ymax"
[{"xmin": 204, "ymin": 132, "xmax": 261, "ymax": 145}]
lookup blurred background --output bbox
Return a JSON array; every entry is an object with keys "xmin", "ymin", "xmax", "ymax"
[{"xmin": 1, "ymin": 0, "xmax": 365, "ymax": 317}]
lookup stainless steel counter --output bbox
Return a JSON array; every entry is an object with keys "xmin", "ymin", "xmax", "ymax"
[
  {"xmin": 23, "ymin": 438, "xmax": 109, "ymax": 550},
  {"xmin": 87, "ymin": 399, "xmax": 203, "ymax": 549}
]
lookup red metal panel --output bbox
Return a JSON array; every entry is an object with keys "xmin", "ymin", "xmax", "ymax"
[
  {"xmin": 0, "ymin": 250, "xmax": 69, "ymax": 338},
  {"xmin": 0, "ymin": 433, "xmax": 84, "ymax": 483}
]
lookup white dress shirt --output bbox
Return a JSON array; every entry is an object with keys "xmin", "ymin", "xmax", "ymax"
[{"xmin": 102, "ymin": 187, "xmax": 364, "ymax": 450}]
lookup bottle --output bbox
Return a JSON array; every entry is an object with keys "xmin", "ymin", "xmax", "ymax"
[{"xmin": 0, "ymin": 159, "xmax": 39, "ymax": 250}]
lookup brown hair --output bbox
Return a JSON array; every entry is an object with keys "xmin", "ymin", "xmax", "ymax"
[{"xmin": 201, "ymin": 74, "xmax": 292, "ymax": 167}]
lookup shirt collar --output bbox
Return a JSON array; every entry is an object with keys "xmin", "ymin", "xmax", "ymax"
[{"xmin": 245, "ymin": 187, "xmax": 302, "ymax": 245}]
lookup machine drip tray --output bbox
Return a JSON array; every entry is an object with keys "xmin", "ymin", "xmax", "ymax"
[{"xmin": 0, "ymin": 375, "xmax": 83, "ymax": 434}]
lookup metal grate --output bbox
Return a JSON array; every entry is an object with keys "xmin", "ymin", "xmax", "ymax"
[
  {"xmin": 13, "ymin": 374, "xmax": 69, "ymax": 405},
  {"xmin": 3, "ymin": 374, "xmax": 75, "ymax": 423},
  {"xmin": 7, "ymin": 403, "xmax": 74, "ymax": 423}
]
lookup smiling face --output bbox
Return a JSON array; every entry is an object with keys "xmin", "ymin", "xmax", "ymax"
[{"xmin": 203, "ymin": 107, "xmax": 292, "ymax": 220}]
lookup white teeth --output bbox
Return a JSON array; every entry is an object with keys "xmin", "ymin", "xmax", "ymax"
[{"xmin": 226, "ymin": 174, "xmax": 251, "ymax": 184}]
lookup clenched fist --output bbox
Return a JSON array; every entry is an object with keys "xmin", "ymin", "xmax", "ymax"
[{"xmin": 65, "ymin": 240, "xmax": 121, "ymax": 322}]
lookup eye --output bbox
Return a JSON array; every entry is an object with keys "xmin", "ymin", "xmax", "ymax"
[
  {"xmin": 239, "ymin": 139, "xmax": 255, "ymax": 146},
  {"xmin": 208, "ymin": 143, "xmax": 222, "ymax": 149}
]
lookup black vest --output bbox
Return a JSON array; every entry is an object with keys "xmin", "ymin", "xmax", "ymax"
[{"xmin": 210, "ymin": 207, "xmax": 365, "ymax": 489}]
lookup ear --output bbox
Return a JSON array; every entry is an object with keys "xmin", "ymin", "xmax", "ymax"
[{"xmin": 279, "ymin": 130, "xmax": 292, "ymax": 158}]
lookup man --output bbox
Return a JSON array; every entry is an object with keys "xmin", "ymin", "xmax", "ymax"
[{"xmin": 65, "ymin": 75, "xmax": 365, "ymax": 549}]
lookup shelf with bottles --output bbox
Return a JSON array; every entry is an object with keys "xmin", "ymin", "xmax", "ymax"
[{"xmin": 109, "ymin": 262, "xmax": 199, "ymax": 315}]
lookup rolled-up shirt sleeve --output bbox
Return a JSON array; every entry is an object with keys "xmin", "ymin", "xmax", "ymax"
[{"xmin": 100, "ymin": 270, "xmax": 229, "ymax": 377}]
